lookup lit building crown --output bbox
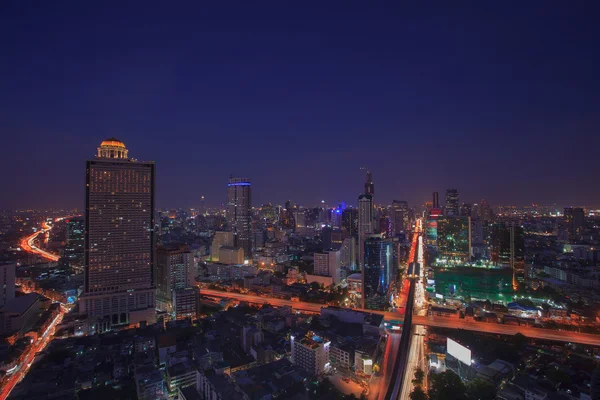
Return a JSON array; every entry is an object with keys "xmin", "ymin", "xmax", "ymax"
[{"xmin": 97, "ymin": 138, "xmax": 129, "ymax": 159}]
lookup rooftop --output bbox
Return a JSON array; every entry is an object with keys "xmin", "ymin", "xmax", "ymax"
[{"xmin": 1, "ymin": 293, "xmax": 39, "ymax": 314}]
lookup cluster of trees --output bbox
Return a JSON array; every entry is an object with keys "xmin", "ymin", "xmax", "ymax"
[{"xmin": 410, "ymin": 370, "xmax": 496, "ymax": 400}]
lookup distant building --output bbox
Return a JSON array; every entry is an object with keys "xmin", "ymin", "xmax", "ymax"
[
  {"xmin": 65, "ymin": 217, "xmax": 84, "ymax": 261},
  {"xmin": 460, "ymin": 203, "xmax": 472, "ymax": 217},
  {"xmin": 291, "ymin": 332, "xmax": 330, "ymax": 375},
  {"xmin": 444, "ymin": 189, "xmax": 459, "ymax": 217},
  {"xmin": 313, "ymin": 250, "xmax": 341, "ymax": 284},
  {"xmin": 358, "ymin": 194, "xmax": 374, "ymax": 270},
  {"xmin": 364, "ymin": 171, "xmax": 374, "ymax": 196},
  {"xmin": 342, "ymin": 208, "xmax": 358, "ymax": 238},
  {"xmin": 564, "ymin": 207, "xmax": 585, "ymax": 236},
  {"xmin": 211, "ymin": 231, "xmax": 234, "ymax": 261},
  {"xmin": 340, "ymin": 237, "xmax": 357, "ymax": 271},
  {"xmin": 218, "ymin": 246, "xmax": 244, "ymax": 265},
  {"xmin": 0, "ymin": 263, "xmax": 15, "ymax": 307},
  {"xmin": 227, "ymin": 177, "xmax": 252, "ymax": 258},
  {"xmin": 492, "ymin": 220, "xmax": 524, "ymax": 277},
  {"xmin": 437, "ymin": 216, "xmax": 471, "ymax": 262},
  {"xmin": 433, "ymin": 192, "xmax": 440, "ymax": 209},
  {"xmin": 363, "ymin": 234, "xmax": 393, "ymax": 310},
  {"xmin": 391, "ymin": 200, "xmax": 409, "ymax": 236},
  {"xmin": 80, "ymin": 138, "xmax": 156, "ymax": 334}
]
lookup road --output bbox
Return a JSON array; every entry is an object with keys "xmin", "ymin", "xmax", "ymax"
[
  {"xmin": 199, "ymin": 288, "xmax": 600, "ymax": 345},
  {"xmin": 0, "ymin": 306, "xmax": 66, "ymax": 399},
  {"xmin": 412, "ymin": 315, "xmax": 600, "ymax": 346},
  {"xmin": 370, "ymin": 331, "xmax": 401, "ymax": 400},
  {"xmin": 19, "ymin": 221, "xmax": 60, "ymax": 262},
  {"xmin": 385, "ymin": 219, "xmax": 421, "ymax": 400}
]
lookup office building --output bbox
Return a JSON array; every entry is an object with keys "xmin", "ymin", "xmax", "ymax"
[
  {"xmin": 460, "ymin": 203, "xmax": 472, "ymax": 217},
  {"xmin": 340, "ymin": 237, "xmax": 357, "ymax": 271},
  {"xmin": 363, "ymin": 234, "xmax": 392, "ymax": 310},
  {"xmin": 156, "ymin": 245, "xmax": 194, "ymax": 312},
  {"xmin": 291, "ymin": 332, "xmax": 331, "ymax": 375},
  {"xmin": 210, "ymin": 231, "xmax": 234, "ymax": 261},
  {"xmin": 218, "ymin": 246, "xmax": 244, "ymax": 264},
  {"xmin": 445, "ymin": 189, "xmax": 459, "ymax": 217},
  {"xmin": 564, "ymin": 207, "xmax": 585, "ymax": 236},
  {"xmin": 426, "ymin": 208, "xmax": 443, "ymax": 245},
  {"xmin": 364, "ymin": 171, "xmax": 374, "ymax": 196},
  {"xmin": 491, "ymin": 220, "xmax": 525, "ymax": 276},
  {"xmin": 391, "ymin": 200, "xmax": 409, "ymax": 235},
  {"xmin": 65, "ymin": 216, "xmax": 85, "ymax": 260},
  {"xmin": 80, "ymin": 139, "xmax": 156, "ymax": 333},
  {"xmin": 437, "ymin": 216, "xmax": 471, "ymax": 262},
  {"xmin": 0, "ymin": 263, "xmax": 15, "ymax": 307},
  {"xmin": 0, "ymin": 293, "xmax": 40, "ymax": 335},
  {"xmin": 433, "ymin": 192, "xmax": 440, "ymax": 209},
  {"xmin": 172, "ymin": 287, "xmax": 200, "ymax": 320},
  {"xmin": 342, "ymin": 208, "xmax": 358, "ymax": 238},
  {"xmin": 313, "ymin": 249, "xmax": 341, "ymax": 284},
  {"xmin": 227, "ymin": 177, "xmax": 252, "ymax": 258},
  {"xmin": 358, "ymin": 194, "xmax": 374, "ymax": 270}
]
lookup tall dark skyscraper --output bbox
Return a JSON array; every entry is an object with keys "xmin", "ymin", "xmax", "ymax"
[
  {"xmin": 358, "ymin": 194, "xmax": 374, "ymax": 270},
  {"xmin": 227, "ymin": 177, "xmax": 252, "ymax": 258},
  {"xmin": 433, "ymin": 192, "xmax": 439, "ymax": 209},
  {"xmin": 564, "ymin": 207, "xmax": 585, "ymax": 236},
  {"xmin": 81, "ymin": 139, "xmax": 156, "ymax": 334},
  {"xmin": 391, "ymin": 200, "xmax": 409, "ymax": 235},
  {"xmin": 445, "ymin": 188, "xmax": 459, "ymax": 217},
  {"xmin": 363, "ymin": 234, "xmax": 392, "ymax": 310},
  {"xmin": 364, "ymin": 171, "xmax": 374, "ymax": 196}
]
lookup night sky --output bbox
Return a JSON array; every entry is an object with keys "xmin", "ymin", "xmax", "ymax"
[{"xmin": 1, "ymin": 2, "xmax": 599, "ymax": 210}]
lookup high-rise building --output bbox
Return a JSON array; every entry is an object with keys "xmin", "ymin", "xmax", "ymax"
[
  {"xmin": 363, "ymin": 234, "xmax": 392, "ymax": 310},
  {"xmin": 291, "ymin": 332, "xmax": 331, "ymax": 375},
  {"xmin": 364, "ymin": 171, "xmax": 374, "ymax": 196},
  {"xmin": 460, "ymin": 203, "xmax": 472, "ymax": 217},
  {"xmin": 564, "ymin": 207, "xmax": 585, "ymax": 236},
  {"xmin": 0, "ymin": 263, "xmax": 15, "ymax": 307},
  {"xmin": 313, "ymin": 249, "xmax": 341, "ymax": 284},
  {"xmin": 426, "ymin": 208, "xmax": 443, "ymax": 246},
  {"xmin": 391, "ymin": 200, "xmax": 409, "ymax": 235},
  {"xmin": 81, "ymin": 139, "xmax": 156, "ymax": 334},
  {"xmin": 358, "ymin": 194, "xmax": 374, "ymax": 270},
  {"xmin": 65, "ymin": 216, "xmax": 84, "ymax": 254},
  {"xmin": 342, "ymin": 208, "xmax": 358, "ymax": 238},
  {"xmin": 444, "ymin": 189, "xmax": 459, "ymax": 217},
  {"xmin": 436, "ymin": 216, "xmax": 471, "ymax": 262},
  {"xmin": 156, "ymin": 245, "xmax": 194, "ymax": 312},
  {"xmin": 491, "ymin": 220, "xmax": 524, "ymax": 274},
  {"xmin": 433, "ymin": 192, "xmax": 439, "ymax": 209},
  {"xmin": 210, "ymin": 231, "xmax": 234, "ymax": 261},
  {"xmin": 227, "ymin": 177, "xmax": 252, "ymax": 257},
  {"xmin": 340, "ymin": 237, "xmax": 357, "ymax": 271}
]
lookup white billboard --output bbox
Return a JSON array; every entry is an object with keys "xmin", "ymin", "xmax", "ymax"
[{"xmin": 447, "ymin": 338, "xmax": 471, "ymax": 366}]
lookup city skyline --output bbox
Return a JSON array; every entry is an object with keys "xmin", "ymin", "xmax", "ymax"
[{"xmin": 2, "ymin": 3, "xmax": 600, "ymax": 210}]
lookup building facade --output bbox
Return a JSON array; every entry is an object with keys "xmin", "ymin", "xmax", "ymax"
[
  {"xmin": 80, "ymin": 138, "xmax": 156, "ymax": 334},
  {"xmin": 227, "ymin": 177, "xmax": 252, "ymax": 258},
  {"xmin": 363, "ymin": 234, "xmax": 392, "ymax": 310},
  {"xmin": 358, "ymin": 194, "xmax": 374, "ymax": 270},
  {"xmin": 445, "ymin": 188, "xmax": 459, "ymax": 217},
  {"xmin": 156, "ymin": 245, "xmax": 194, "ymax": 312}
]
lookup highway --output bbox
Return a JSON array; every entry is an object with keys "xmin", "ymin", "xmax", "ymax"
[
  {"xmin": 199, "ymin": 288, "xmax": 600, "ymax": 346},
  {"xmin": 0, "ymin": 306, "xmax": 66, "ymax": 399},
  {"xmin": 412, "ymin": 315, "xmax": 600, "ymax": 346},
  {"xmin": 19, "ymin": 221, "xmax": 60, "ymax": 262},
  {"xmin": 385, "ymin": 219, "xmax": 421, "ymax": 400}
]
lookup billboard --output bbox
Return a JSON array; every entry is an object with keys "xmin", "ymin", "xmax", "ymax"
[{"xmin": 447, "ymin": 338, "xmax": 471, "ymax": 366}]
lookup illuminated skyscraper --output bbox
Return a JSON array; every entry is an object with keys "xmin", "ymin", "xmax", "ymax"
[
  {"xmin": 444, "ymin": 188, "xmax": 459, "ymax": 217},
  {"xmin": 358, "ymin": 194, "xmax": 374, "ymax": 270},
  {"xmin": 156, "ymin": 244, "xmax": 194, "ymax": 313},
  {"xmin": 81, "ymin": 138, "xmax": 156, "ymax": 334},
  {"xmin": 363, "ymin": 234, "xmax": 392, "ymax": 310},
  {"xmin": 227, "ymin": 177, "xmax": 252, "ymax": 257}
]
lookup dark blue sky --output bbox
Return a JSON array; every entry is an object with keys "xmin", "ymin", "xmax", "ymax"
[{"xmin": 1, "ymin": 2, "xmax": 599, "ymax": 210}]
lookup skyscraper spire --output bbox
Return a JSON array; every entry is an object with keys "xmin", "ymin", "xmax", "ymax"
[{"xmin": 365, "ymin": 171, "xmax": 374, "ymax": 196}]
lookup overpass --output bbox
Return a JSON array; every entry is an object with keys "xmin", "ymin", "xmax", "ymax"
[{"xmin": 199, "ymin": 288, "xmax": 600, "ymax": 346}]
